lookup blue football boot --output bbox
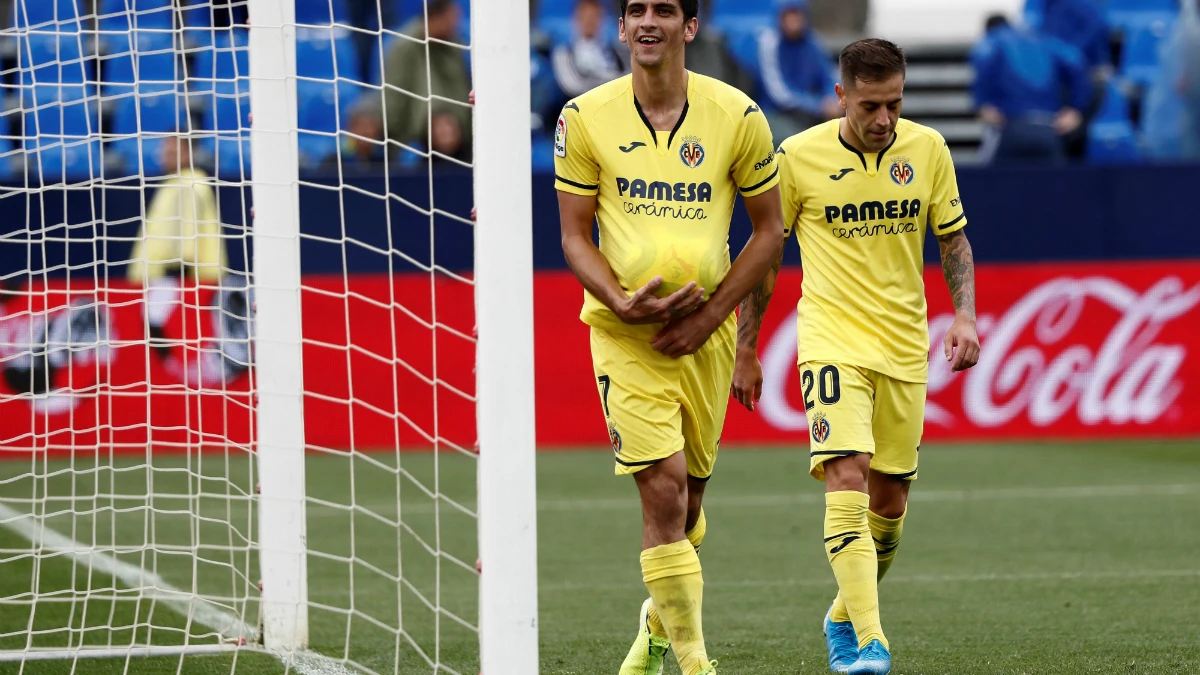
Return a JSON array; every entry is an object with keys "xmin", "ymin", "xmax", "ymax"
[
  {"xmin": 847, "ymin": 639, "xmax": 891, "ymax": 675},
  {"xmin": 822, "ymin": 606, "xmax": 859, "ymax": 673}
]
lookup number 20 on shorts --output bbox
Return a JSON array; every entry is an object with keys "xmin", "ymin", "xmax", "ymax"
[{"xmin": 801, "ymin": 365, "xmax": 841, "ymax": 411}]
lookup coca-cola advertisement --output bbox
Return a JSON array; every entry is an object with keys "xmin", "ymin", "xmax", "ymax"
[
  {"xmin": 734, "ymin": 262, "xmax": 1200, "ymax": 442},
  {"xmin": 2, "ymin": 261, "xmax": 1198, "ymax": 453}
]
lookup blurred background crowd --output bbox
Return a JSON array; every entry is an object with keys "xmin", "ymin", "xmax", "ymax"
[{"xmin": 1, "ymin": 0, "xmax": 1198, "ymax": 182}]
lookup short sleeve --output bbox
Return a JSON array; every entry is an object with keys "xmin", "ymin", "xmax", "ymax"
[
  {"xmin": 778, "ymin": 144, "xmax": 802, "ymax": 238},
  {"xmin": 553, "ymin": 103, "xmax": 599, "ymax": 196},
  {"xmin": 730, "ymin": 106, "xmax": 779, "ymax": 198},
  {"xmin": 928, "ymin": 141, "xmax": 967, "ymax": 236}
]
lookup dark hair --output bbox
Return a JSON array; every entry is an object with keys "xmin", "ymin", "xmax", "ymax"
[
  {"xmin": 839, "ymin": 38, "xmax": 907, "ymax": 86},
  {"xmin": 427, "ymin": 0, "xmax": 457, "ymax": 17},
  {"xmin": 617, "ymin": 0, "xmax": 700, "ymax": 22},
  {"xmin": 985, "ymin": 14, "xmax": 1010, "ymax": 32}
]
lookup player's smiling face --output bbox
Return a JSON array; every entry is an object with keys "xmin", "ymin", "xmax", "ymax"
[
  {"xmin": 837, "ymin": 73, "xmax": 904, "ymax": 153},
  {"xmin": 619, "ymin": 1, "xmax": 696, "ymax": 70}
]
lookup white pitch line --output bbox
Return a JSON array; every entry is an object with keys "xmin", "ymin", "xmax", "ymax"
[
  {"xmin": 304, "ymin": 482, "xmax": 1200, "ymax": 519},
  {"xmin": 0, "ymin": 502, "xmax": 359, "ymax": 675}
]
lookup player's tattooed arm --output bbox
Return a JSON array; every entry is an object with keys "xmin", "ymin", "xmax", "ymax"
[
  {"xmin": 937, "ymin": 227, "xmax": 981, "ymax": 372},
  {"xmin": 736, "ymin": 247, "xmax": 784, "ymax": 352},
  {"xmin": 937, "ymin": 228, "xmax": 976, "ymax": 317}
]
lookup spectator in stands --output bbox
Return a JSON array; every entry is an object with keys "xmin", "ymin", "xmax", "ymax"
[
  {"xmin": 687, "ymin": 0, "xmax": 755, "ymax": 95},
  {"xmin": 972, "ymin": 15, "xmax": 1091, "ymax": 164},
  {"xmin": 550, "ymin": 0, "xmax": 626, "ymax": 99},
  {"xmin": 1037, "ymin": 0, "xmax": 1111, "ymax": 76},
  {"xmin": 756, "ymin": 0, "xmax": 840, "ymax": 142},
  {"xmin": 127, "ymin": 135, "xmax": 225, "ymax": 355},
  {"xmin": 349, "ymin": 0, "xmax": 472, "ymax": 163}
]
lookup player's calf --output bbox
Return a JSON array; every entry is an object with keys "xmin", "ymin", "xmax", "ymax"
[{"xmin": 634, "ymin": 454, "xmax": 711, "ymax": 675}]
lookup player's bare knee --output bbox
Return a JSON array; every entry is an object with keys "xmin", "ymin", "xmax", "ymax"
[
  {"xmin": 634, "ymin": 455, "xmax": 688, "ymax": 530},
  {"xmin": 823, "ymin": 454, "xmax": 870, "ymax": 493},
  {"xmin": 868, "ymin": 471, "xmax": 910, "ymax": 518}
]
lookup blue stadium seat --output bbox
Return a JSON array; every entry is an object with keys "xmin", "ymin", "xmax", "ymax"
[
  {"xmin": 0, "ymin": 112, "xmax": 15, "ymax": 180},
  {"xmin": 1120, "ymin": 23, "xmax": 1168, "ymax": 89},
  {"xmin": 201, "ymin": 80, "xmax": 250, "ymax": 133},
  {"xmin": 19, "ymin": 32, "xmax": 91, "ymax": 85},
  {"xmin": 23, "ymin": 84, "xmax": 96, "ymax": 139},
  {"xmin": 204, "ymin": 134, "xmax": 251, "ymax": 179},
  {"xmin": 110, "ymin": 89, "xmax": 188, "ymax": 174},
  {"xmin": 397, "ymin": 0, "xmax": 471, "ymax": 25},
  {"xmin": 98, "ymin": 0, "xmax": 175, "ymax": 35},
  {"xmin": 13, "ymin": 0, "xmax": 85, "ymax": 31},
  {"xmin": 296, "ymin": 27, "xmax": 360, "ymax": 81},
  {"xmin": 297, "ymin": 80, "xmax": 348, "ymax": 167},
  {"xmin": 296, "ymin": 0, "xmax": 351, "ymax": 26},
  {"xmin": 22, "ymin": 84, "xmax": 100, "ymax": 181},
  {"xmin": 187, "ymin": 28, "xmax": 248, "ymax": 94},
  {"xmin": 31, "ymin": 138, "xmax": 102, "ymax": 182},
  {"xmin": 711, "ymin": 0, "xmax": 774, "ymax": 37},
  {"xmin": 367, "ymin": 31, "xmax": 399, "ymax": 85},
  {"xmin": 1087, "ymin": 81, "xmax": 1141, "ymax": 164},
  {"xmin": 726, "ymin": 27, "xmax": 763, "ymax": 73},
  {"xmin": 179, "ymin": 0, "xmax": 213, "ymax": 48},
  {"xmin": 101, "ymin": 30, "xmax": 179, "ymax": 95},
  {"xmin": 1022, "ymin": 0, "xmax": 1045, "ymax": 29}
]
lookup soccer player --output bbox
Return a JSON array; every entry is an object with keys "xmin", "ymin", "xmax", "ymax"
[
  {"xmin": 731, "ymin": 39, "xmax": 980, "ymax": 675},
  {"xmin": 554, "ymin": 1, "xmax": 785, "ymax": 673}
]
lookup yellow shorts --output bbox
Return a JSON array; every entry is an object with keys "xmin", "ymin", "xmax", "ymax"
[
  {"xmin": 590, "ymin": 314, "xmax": 736, "ymax": 480},
  {"xmin": 800, "ymin": 361, "xmax": 925, "ymax": 481}
]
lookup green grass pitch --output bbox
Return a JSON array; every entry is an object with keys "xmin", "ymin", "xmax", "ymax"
[{"xmin": 1, "ymin": 441, "xmax": 1199, "ymax": 674}]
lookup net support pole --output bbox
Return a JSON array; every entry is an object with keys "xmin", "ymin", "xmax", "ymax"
[
  {"xmin": 472, "ymin": 0, "xmax": 539, "ymax": 671},
  {"xmin": 248, "ymin": 0, "xmax": 309, "ymax": 652}
]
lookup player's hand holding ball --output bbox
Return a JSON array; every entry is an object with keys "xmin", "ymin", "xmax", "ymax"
[
  {"xmin": 944, "ymin": 313, "xmax": 981, "ymax": 372},
  {"xmin": 730, "ymin": 348, "xmax": 763, "ymax": 411},
  {"xmin": 617, "ymin": 276, "xmax": 706, "ymax": 325}
]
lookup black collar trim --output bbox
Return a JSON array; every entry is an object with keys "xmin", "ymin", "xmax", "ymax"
[
  {"xmin": 633, "ymin": 96, "xmax": 690, "ymax": 149},
  {"xmin": 837, "ymin": 129, "xmax": 899, "ymax": 171},
  {"xmin": 876, "ymin": 131, "xmax": 899, "ymax": 170},
  {"xmin": 838, "ymin": 132, "xmax": 867, "ymax": 171}
]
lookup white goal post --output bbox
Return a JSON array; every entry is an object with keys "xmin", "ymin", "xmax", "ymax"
[{"xmin": 0, "ymin": 0, "xmax": 537, "ymax": 670}]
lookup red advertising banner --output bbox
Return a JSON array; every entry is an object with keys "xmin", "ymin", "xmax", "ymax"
[
  {"xmin": 3, "ymin": 261, "xmax": 1198, "ymax": 453},
  {"xmin": 535, "ymin": 260, "xmax": 1200, "ymax": 445}
]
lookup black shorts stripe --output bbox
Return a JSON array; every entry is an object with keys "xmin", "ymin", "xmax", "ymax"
[
  {"xmin": 883, "ymin": 468, "xmax": 919, "ymax": 479},
  {"xmin": 810, "ymin": 450, "xmax": 867, "ymax": 458},
  {"xmin": 555, "ymin": 174, "xmax": 599, "ymax": 191},
  {"xmin": 687, "ymin": 473, "xmax": 712, "ymax": 482},
  {"xmin": 614, "ymin": 456, "xmax": 664, "ymax": 468},
  {"xmin": 823, "ymin": 529, "xmax": 862, "ymax": 543},
  {"xmin": 739, "ymin": 166, "xmax": 779, "ymax": 193}
]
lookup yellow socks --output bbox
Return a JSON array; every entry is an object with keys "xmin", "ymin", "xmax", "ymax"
[
  {"xmin": 824, "ymin": 491, "xmax": 886, "ymax": 649},
  {"xmin": 647, "ymin": 509, "xmax": 707, "ymax": 639},
  {"xmin": 830, "ymin": 508, "xmax": 905, "ymax": 624},
  {"xmin": 686, "ymin": 507, "xmax": 707, "ymax": 550},
  {"xmin": 641, "ymin": 540, "xmax": 708, "ymax": 675}
]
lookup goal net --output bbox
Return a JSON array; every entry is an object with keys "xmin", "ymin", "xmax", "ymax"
[{"xmin": 0, "ymin": 0, "xmax": 535, "ymax": 672}]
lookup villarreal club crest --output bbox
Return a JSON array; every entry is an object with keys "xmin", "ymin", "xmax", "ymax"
[
  {"xmin": 810, "ymin": 411, "xmax": 832, "ymax": 444},
  {"xmin": 679, "ymin": 135, "xmax": 705, "ymax": 168},
  {"xmin": 890, "ymin": 156, "xmax": 915, "ymax": 186}
]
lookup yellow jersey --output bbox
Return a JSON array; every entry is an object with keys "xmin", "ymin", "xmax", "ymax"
[
  {"xmin": 554, "ymin": 72, "xmax": 778, "ymax": 338},
  {"xmin": 779, "ymin": 119, "xmax": 967, "ymax": 383},
  {"xmin": 127, "ymin": 168, "xmax": 225, "ymax": 283}
]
